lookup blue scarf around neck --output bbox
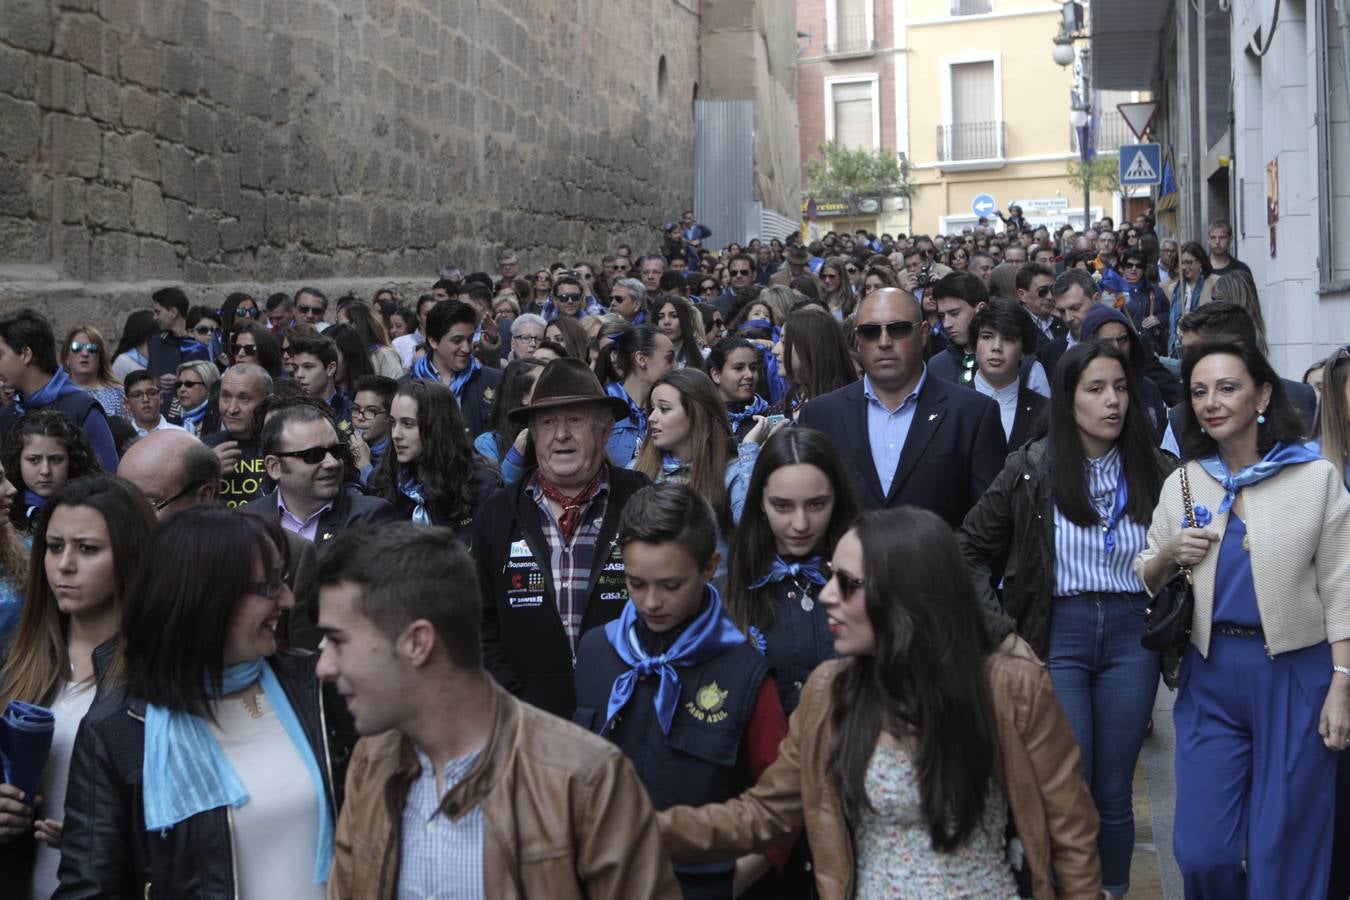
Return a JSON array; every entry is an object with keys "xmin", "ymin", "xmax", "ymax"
[
  {"xmin": 1196, "ymin": 440, "xmax": 1325, "ymax": 514},
  {"xmin": 748, "ymin": 555, "xmax": 826, "ymax": 591},
  {"xmin": 726, "ymin": 394, "xmax": 768, "ymax": 435},
  {"xmin": 411, "ymin": 354, "xmax": 480, "ymax": 399},
  {"xmin": 22, "ymin": 490, "xmax": 44, "ymax": 523},
  {"xmin": 399, "ymin": 475, "xmax": 431, "ymax": 524},
  {"xmin": 142, "ymin": 658, "xmax": 334, "ymax": 883},
  {"xmin": 602, "ymin": 585, "xmax": 746, "ymax": 734},
  {"xmin": 179, "ymin": 400, "xmax": 209, "ymax": 434},
  {"xmin": 12, "ymin": 367, "xmax": 80, "ymax": 416}
]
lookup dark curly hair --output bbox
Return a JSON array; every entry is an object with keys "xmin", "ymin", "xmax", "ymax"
[{"xmin": 1, "ymin": 410, "xmax": 105, "ymax": 530}]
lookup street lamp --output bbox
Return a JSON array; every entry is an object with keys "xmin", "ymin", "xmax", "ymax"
[{"xmin": 1052, "ymin": 2, "xmax": 1092, "ymax": 229}]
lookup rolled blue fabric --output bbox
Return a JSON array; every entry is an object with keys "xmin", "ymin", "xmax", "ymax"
[{"xmin": 1, "ymin": 700, "xmax": 55, "ymax": 803}]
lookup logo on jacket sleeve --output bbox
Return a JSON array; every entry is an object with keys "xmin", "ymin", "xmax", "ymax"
[{"xmin": 686, "ymin": 681, "xmax": 729, "ymax": 723}]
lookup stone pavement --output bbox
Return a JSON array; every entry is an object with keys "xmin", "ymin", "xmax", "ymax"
[{"xmin": 1133, "ymin": 679, "xmax": 1183, "ymax": 900}]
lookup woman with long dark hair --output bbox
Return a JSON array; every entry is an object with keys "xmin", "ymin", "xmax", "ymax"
[
  {"xmin": 56, "ymin": 507, "xmax": 354, "ymax": 898},
  {"xmin": 725, "ymin": 427, "xmax": 860, "ymax": 715},
  {"xmin": 338, "ymin": 301, "xmax": 404, "ymax": 378},
  {"xmin": 708, "ymin": 337, "xmax": 769, "ymax": 442},
  {"xmin": 958, "ymin": 342, "xmax": 1171, "ymax": 896},
  {"xmin": 473, "ymin": 357, "xmax": 545, "ymax": 485},
  {"xmin": 0, "ymin": 459, "xmax": 24, "ymax": 648},
  {"xmin": 0, "ymin": 412, "xmax": 104, "ymax": 534},
  {"xmin": 1138, "ymin": 341, "xmax": 1349, "ymax": 898},
  {"xmin": 817, "ymin": 258, "xmax": 857, "ymax": 320},
  {"xmin": 109, "ymin": 310, "xmax": 159, "ymax": 382},
  {"xmin": 322, "ymin": 324, "xmax": 376, "ymax": 400},
  {"xmin": 657, "ymin": 505, "xmax": 1101, "ymax": 896},
  {"xmin": 651, "ymin": 295, "xmax": 706, "ymax": 370},
  {"xmin": 370, "ymin": 380, "xmax": 500, "ymax": 543},
  {"xmin": 228, "ymin": 320, "xmax": 284, "ymax": 378},
  {"xmin": 0, "ymin": 476, "xmax": 154, "ymax": 897},
  {"xmin": 770, "ymin": 309, "xmax": 858, "ymax": 419},
  {"xmin": 217, "ymin": 292, "xmax": 261, "ymax": 345}
]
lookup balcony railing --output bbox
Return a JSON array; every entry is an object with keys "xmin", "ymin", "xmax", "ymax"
[
  {"xmin": 823, "ymin": 15, "xmax": 876, "ymax": 55},
  {"xmin": 937, "ymin": 121, "xmax": 1005, "ymax": 162},
  {"xmin": 1071, "ymin": 111, "xmax": 1134, "ymax": 154}
]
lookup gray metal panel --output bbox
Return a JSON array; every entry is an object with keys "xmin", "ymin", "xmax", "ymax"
[
  {"xmin": 694, "ymin": 100, "xmax": 756, "ymax": 247},
  {"xmin": 1089, "ymin": 0, "xmax": 1171, "ymax": 91}
]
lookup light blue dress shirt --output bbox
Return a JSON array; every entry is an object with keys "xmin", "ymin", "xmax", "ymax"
[{"xmin": 864, "ymin": 367, "xmax": 927, "ymax": 498}]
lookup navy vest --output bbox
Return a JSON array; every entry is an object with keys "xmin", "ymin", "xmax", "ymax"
[
  {"xmin": 573, "ymin": 624, "xmax": 770, "ymax": 900},
  {"xmin": 755, "ymin": 580, "xmax": 836, "ymax": 716}
]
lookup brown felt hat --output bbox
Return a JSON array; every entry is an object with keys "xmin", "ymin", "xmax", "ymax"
[{"xmin": 508, "ymin": 357, "xmax": 633, "ymax": 424}]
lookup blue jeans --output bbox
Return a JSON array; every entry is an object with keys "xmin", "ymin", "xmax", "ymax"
[{"xmin": 1047, "ymin": 593, "xmax": 1160, "ymax": 895}]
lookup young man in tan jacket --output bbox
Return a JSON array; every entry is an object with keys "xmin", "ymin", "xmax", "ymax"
[{"xmin": 316, "ymin": 522, "xmax": 679, "ymax": 899}]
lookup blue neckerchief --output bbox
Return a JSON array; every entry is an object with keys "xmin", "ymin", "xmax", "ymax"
[
  {"xmin": 399, "ymin": 475, "xmax": 430, "ymax": 524},
  {"xmin": 606, "ymin": 382, "xmax": 646, "ymax": 443},
  {"xmin": 748, "ymin": 555, "xmax": 826, "ymax": 591},
  {"xmin": 368, "ymin": 437, "xmax": 389, "ymax": 464},
  {"xmin": 739, "ymin": 319, "xmax": 780, "ymax": 343},
  {"xmin": 602, "ymin": 585, "xmax": 746, "ymax": 734},
  {"xmin": 178, "ymin": 334, "xmax": 209, "ymax": 361},
  {"xmin": 179, "ymin": 400, "xmax": 209, "ymax": 434},
  {"xmin": 448, "ymin": 357, "xmax": 482, "ymax": 399},
  {"xmin": 659, "ymin": 452, "xmax": 687, "ymax": 479},
  {"xmin": 142, "ymin": 658, "xmax": 333, "ymax": 883},
  {"xmin": 410, "ymin": 354, "xmax": 439, "ymax": 383},
  {"xmin": 1197, "ymin": 441, "xmax": 1325, "ymax": 514},
  {"xmin": 128, "ymin": 348, "xmax": 149, "ymax": 368},
  {"xmin": 22, "ymin": 489, "xmax": 44, "ymax": 522},
  {"xmin": 1100, "ymin": 477, "xmax": 1130, "ymax": 555},
  {"xmin": 726, "ymin": 394, "xmax": 768, "ymax": 434},
  {"xmin": 12, "ymin": 367, "xmax": 80, "ymax": 416}
]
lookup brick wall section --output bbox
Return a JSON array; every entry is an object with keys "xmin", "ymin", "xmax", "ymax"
[{"xmin": 0, "ymin": 0, "xmax": 698, "ymax": 328}]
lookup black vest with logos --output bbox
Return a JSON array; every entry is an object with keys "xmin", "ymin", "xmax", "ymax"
[{"xmin": 573, "ymin": 622, "xmax": 770, "ymax": 900}]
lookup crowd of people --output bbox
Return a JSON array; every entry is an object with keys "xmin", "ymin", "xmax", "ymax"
[{"xmin": 0, "ymin": 208, "xmax": 1347, "ymax": 899}]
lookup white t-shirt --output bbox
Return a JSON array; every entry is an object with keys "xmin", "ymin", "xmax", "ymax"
[
  {"xmin": 209, "ymin": 693, "xmax": 325, "ymax": 900},
  {"xmin": 30, "ymin": 680, "xmax": 96, "ymax": 900}
]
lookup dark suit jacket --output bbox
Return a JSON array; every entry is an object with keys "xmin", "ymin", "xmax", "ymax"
[
  {"xmin": 797, "ymin": 375, "xmax": 1008, "ymax": 526},
  {"xmin": 1008, "ymin": 388, "xmax": 1049, "ymax": 451},
  {"xmin": 240, "ymin": 487, "xmax": 400, "ymax": 550},
  {"xmin": 1037, "ymin": 335, "xmax": 1069, "ymax": 375}
]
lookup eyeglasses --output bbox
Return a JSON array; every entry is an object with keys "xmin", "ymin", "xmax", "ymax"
[
  {"xmin": 614, "ymin": 263, "xmax": 631, "ymax": 272},
  {"xmin": 226, "ymin": 306, "xmax": 260, "ymax": 319},
  {"xmin": 351, "ymin": 405, "xmax": 387, "ymax": 421},
  {"xmin": 712, "ymin": 318, "xmax": 726, "ymax": 328},
  {"xmin": 244, "ymin": 574, "xmax": 287, "ymax": 599},
  {"xmin": 69, "ymin": 341, "xmax": 100, "ymax": 354},
  {"xmin": 173, "ymin": 379, "xmax": 206, "ymax": 390},
  {"xmin": 513, "ymin": 333, "xmax": 543, "ymax": 344},
  {"xmin": 846, "ymin": 266, "xmax": 859, "ymax": 274},
  {"xmin": 297, "ymin": 304, "xmax": 325, "ymax": 316},
  {"xmin": 268, "ymin": 443, "xmax": 345, "ymax": 465},
  {"xmin": 555, "ymin": 293, "xmax": 583, "ymax": 303},
  {"xmin": 126, "ymin": 388, "xmax": 161, "ymax": 401},
  {"xmin": 1121, "ymin": 261, "xmax": 1144, "ymax": 271},
  {"xmin": 1034, "ymin": 285, "xmax": 1054, "ymax": 298},
  {"xmin": 233, "ymin": 343, "xmax": 258, "ymax": 357},
  {"xmin": 151, "ymin": 480, "xmax": 205, "ymax": 512},
  {"xmin": 855, "ymin": 320, "xmax": 919, "ymax": 342},
  {"xmin": 192, "ymin": 325, "xmax": 218, "ymax": 337},
  {"xmin": 822, "ymin": 561, "xmax": 865, "ymax": 596},
  {"xmin": 729, "ymin": 268, "xmax": 752, "ymax": 277}
]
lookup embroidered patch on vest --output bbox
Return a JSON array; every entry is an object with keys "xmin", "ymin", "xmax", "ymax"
[{"xmin": 686, "ymin": 681, "xmax": 730, "ymax": 722}]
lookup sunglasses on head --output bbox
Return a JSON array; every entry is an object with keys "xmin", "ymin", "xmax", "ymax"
[
  {"xmin": 855, "ymin": 320, "xmax": 919, "ymax": 342},
  {"xmin": 69, "ymin": 341, "xmax": 100, "ymax": 354},
  {"xmin": 270, "ymin": 443, "xmax": 346, "ymax": 465}
]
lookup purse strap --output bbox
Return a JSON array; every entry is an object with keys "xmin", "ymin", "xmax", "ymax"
[{"xmin": 1177, "ymin": 464, "xmax": 1196, "ymax": 582}]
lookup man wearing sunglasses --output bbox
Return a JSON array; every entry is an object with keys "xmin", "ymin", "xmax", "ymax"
[
  {"xmin": 796, "ymin": 286, "xmax": 1006, "ymax": 527},
  {"xmin": 243, "ymin": 404, "xmax": 398, "ymax": 551},
  {"xmin": 1015, "ymin": 263, "xmax": 1067, "ymax": 348},
  {"xmin": 295, "ymin": 287, "xmax": 330, "ymax": 330}
]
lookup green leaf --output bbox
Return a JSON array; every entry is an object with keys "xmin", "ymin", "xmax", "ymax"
[{"xmin": 804, "ymin": 141, "xmax": 913, "ymax": 202}]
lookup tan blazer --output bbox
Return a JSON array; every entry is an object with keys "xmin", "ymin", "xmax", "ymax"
[{"xmin": 1135, "ymin": 458, "xmax": 1350, "ymax": 657}]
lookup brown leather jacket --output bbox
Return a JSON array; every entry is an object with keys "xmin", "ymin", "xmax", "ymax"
[
  {"xmin": 658, "ymin": 654, "xmax": 1101, "ymax": 899},
  {"xmin": 327, "ymin": 679, "xmax": 681, "ymax": 900}
]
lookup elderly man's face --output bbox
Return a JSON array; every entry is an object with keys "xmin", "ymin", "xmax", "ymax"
[{"xmin": 530, "ymin": 403, "xmax": 609, "ymax": 489}]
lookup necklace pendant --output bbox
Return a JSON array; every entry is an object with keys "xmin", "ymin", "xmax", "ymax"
[
  {"xmin": 801, "ymin": 595, "xmax": 814, "ymax": 612},
  {"xmin": 1243, "ymin": 533, "xmax": 1250, "ymax": 553}
]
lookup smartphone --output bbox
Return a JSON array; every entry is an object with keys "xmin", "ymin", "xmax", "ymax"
[{"xmin": 764, "ymin": 414, "xmax": 786, "ymax": 428}]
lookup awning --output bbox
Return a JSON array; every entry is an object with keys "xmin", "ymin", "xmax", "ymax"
[{"xmin": 1089, "ymin": 0, "xmax": 1172, "ymax": 91}]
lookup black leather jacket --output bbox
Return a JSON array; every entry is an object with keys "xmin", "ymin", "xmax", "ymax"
[{"xmin": 55, "ymin": 650, "xmax": 355, "ymax": 899}]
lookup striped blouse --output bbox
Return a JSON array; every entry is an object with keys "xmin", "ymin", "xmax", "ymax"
[{"xmin": 1053, "ymin": 446, "xmax": 1148, "ymax": 597}]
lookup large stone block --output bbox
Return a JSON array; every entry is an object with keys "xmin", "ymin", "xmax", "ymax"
[
  {"xmin": 131, "ymin": 177, "xmax": 166, "ymax": 235},
  {"xmin": 138, "ymin": 236, "xmax": 181, "ymax": 279},
  {"xmin": 187, "ymin": 210, "xmax": 219, "ymax": 260},
  {"xmin": 193, "ymin": 156, "xmax": 221, "ymax": 208},
  {"xmin": 185, "ymin": 102, "xmax": 215, "ymax": 152},
  {"xmin": 0, "ymin": 0, "xmax": 54, "ymax": 53},
  {"xmin": 54, "ymin": 14, "xmax": 113, "ymax": 76},
  {"xmin": 0, "ymin": 45, "xmax": 39, "ymax": 100},
  {"xmin": 47, "ymin": 112, "xmax": 100, "ymax": 176},
  {"xmin": 119, "ymin": 85, "xmax": 156, "ymax": 130},
  {"xmin": 90, "ymin": 230, "xmax": 137, "ymax": 280},
  {"xmin": 162, "ymin": 45, "xmax": 200, "ymax": 96},
  {"xmin": 0, "ymin": 159, "xmax": 32, "ymax": 217},
  {"xmin": 83, "ymin": 73, "xmax": 118, "ymax": 123},
  {"xmin": 126, "ymin": 130, "xmax": 158, "ymax": 180},
  {"xmin": 118, "ymin": 40, "xmax": 161, "ymax": 89},
  {"xmin": 99, "ymin": 131, "xmax": 131, "ymax": 183},
  {"xmin": 51, "ymin": 176, "xmax": 85, "ymax": 222},
  {"xmin": 158, "ymin": 140, "xmax": 195, "ymax": 202},
  {"xmin": 40, "ymin": 58, "xmax": 85, "ymax": 114},
  {"xmin": 0, "ymin": 96, "xmax": 42, "ymax": 159},
  {"xmin": 55, "ymin": 224, "xmax": 90, "ymax": 280},
  {"xmin": 86, "ymin": 181, "xmax": 130, "ymax": 228},
  {"xmin": 164, "ymin": 196, "xmax": 188, "ymax": 237}
]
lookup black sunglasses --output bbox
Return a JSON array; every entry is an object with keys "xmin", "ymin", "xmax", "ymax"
[
  {"xmin": 269, "ymin": 443, "xmax": 346, "ymax": 465},
  {"xmin": 855, "ymin": 320, "xmax": 919, "ymax": 342},
  {"xmin": 173, "ymin": 379, "xmax": 206, "ymax": 390},
  {"xmin": 822, "ymin": 561, "xmax": 865, "ymax": 596},
  {"xmin": 555, "ymin": 292, "xmax": 583, "ymax": 302},
  {"xmin": 69, "ymin": 341, "xmax": 100, "ymax": 354},
  {"xmin": 225, "ymin": 306, "xmax": 260, "ymax": 318},
  {"xmin": 233, "ymin": 344, "xmax": 259, "ymax": 357}
]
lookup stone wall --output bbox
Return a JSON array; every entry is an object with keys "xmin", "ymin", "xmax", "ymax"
[{"xmin": 0, "ymin": 0, "xmax": 699, "ymax": 335}]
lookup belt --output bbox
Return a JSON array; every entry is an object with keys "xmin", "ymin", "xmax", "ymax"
[{"xmin": 1214, "ymin": 624, "xmax": 1263, "ymax": 637}]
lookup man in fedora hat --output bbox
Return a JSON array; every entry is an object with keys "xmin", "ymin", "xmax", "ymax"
[
  {"xmin": 470, "ymin": 358, "xmax": 652, "ymax": 719},
  {"xmin": 768, "ymin": 243, "xmax": 813, "ymax": 288}
]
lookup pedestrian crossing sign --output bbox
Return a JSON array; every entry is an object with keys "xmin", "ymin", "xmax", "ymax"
[{"xmin": 1120, "ymin": 143, "xmax": 1162, "ymax": 186}]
